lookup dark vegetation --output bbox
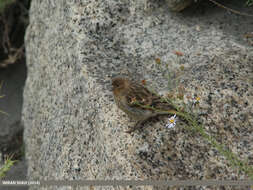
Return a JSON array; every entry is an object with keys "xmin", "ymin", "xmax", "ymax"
[{"xmin": 0, "ymin": 0, "xmax": 30, "ymax": 68}]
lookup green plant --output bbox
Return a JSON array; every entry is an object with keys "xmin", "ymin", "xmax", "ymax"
[
  {"xmin": 0, "ymin": 156, "xmax": 17, "ymax": 179},
  {"xmin": 246, "ymin": 0, "xmax": 253, "ymax": 6},
  {"xmin": 151, "ymin": 57, "xmax": 253, "ymax": 179}
]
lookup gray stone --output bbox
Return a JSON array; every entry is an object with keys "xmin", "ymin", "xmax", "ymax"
[
  {"xmin": 23, "ymin": 0, "xmax": 253, "ymax": 189},
  {"xmin": 0, "ymin": 63, "xmax": 26, "ymax": 153},
  {"xmin": 0, "ymin": 63, "xmax": 27, "ymax": 189}
]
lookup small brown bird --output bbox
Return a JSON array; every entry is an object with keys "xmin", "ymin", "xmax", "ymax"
[{"xmin": 112, "ymin": 77, "xmax": 176, "ymax": 133}]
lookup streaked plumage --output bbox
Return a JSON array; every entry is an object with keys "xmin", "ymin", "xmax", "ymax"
[{"xmin": 112, "ymin": 77, "xmax": 176, "ymax": 133}]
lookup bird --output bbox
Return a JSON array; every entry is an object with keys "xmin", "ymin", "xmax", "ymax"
[{"xmin": 112, "ymin": 77, "xmax": 176, "ymax": 133}]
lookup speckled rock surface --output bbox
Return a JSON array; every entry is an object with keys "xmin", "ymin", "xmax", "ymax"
[{"xmin": 23, "ymin": 0, "xmax": 253, "ymax": 189}]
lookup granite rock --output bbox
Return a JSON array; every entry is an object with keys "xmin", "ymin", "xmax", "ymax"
[{"xmin": 23, "ymin": 0, "xmax": 253, "ymax": 189}]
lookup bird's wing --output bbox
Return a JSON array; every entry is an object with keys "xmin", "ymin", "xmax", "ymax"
[{"xmin": 126, "ymin": 82, "xmax": 156, "ymax": 107}]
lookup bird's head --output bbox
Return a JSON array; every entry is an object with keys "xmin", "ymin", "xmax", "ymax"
[{"xmin": 112, "ymin": 77, "xmax": 129, "ymax": 91}]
